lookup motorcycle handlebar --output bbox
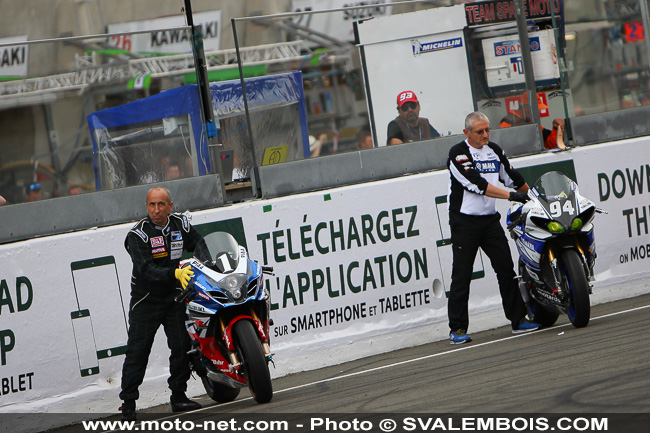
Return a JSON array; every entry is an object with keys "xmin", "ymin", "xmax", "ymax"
[
  {"xmin": 175, "ymin": 285, "xmax": 197, "ymax": 304},
  {"xmin": 507, "ymin": 214, "xmax": 525, "ymax": 231},
  {"xmin": 262, "ymin": 265, "xmax": 274, "ymax": 275}
]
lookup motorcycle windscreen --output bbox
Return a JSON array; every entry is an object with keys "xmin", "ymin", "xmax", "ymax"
[
  {"xmin": 203, "ymin": 232, "xmax": 240, "ymax": 271},
  {"xmin": 533, "ymin": 171, "xmax": 577, "ymax": 197}
]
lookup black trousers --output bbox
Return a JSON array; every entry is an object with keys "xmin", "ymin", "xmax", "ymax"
[
  {"xmin": 448, "ymin": 211, "xmax": 526, "ymax": 332},
  {"xmin": 119, "ymin": 293, "xmax": 191, "ymax": 402}
]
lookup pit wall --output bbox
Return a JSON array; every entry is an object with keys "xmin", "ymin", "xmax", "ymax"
[{"xmin": 1, "ymin": 137, "xmax": 649, "ymax": 416}]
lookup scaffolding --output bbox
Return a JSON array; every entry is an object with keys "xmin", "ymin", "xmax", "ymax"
[{"xmin": 0, "ymin": 40, "xmax": 314, "ymax": 99}]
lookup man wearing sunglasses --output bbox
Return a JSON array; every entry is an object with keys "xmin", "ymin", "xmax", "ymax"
[
  {"xmin": 25, "ymin": 183, "xmax": 42, "ymax": 202},
  {"xmin": 386, "ymin": 90, "xmax": 440, "ymax": 145}
]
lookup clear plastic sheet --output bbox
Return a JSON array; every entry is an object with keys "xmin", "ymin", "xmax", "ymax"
[{"xmin": 88, "ymin": 72, "xmax": 309, "ymax": 190}]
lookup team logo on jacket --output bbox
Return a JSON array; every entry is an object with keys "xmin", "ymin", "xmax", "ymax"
[
  {"xmin": 151, "ymin": 236, "xmax": 164, "ymax": 247},
  {"xmin": 474, "ymin": 160, "xmax": 499, "ymax": 173},
  {"xmin": 133, "ymin": 227, "xmax": 148, "ymax": 242},
  {"xmin": 152, "ymin": 246, "xmax": 168, "ymax": 259},
  {"xmin": 171, "ymin": 231, "xmax": 184, "ymax": 260}
]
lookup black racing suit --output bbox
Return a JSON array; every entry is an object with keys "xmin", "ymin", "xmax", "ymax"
[
  {"xmin": 119, "ymin": 213, "xmax": 209, "ymax": 402},
  {"xmin": 446, "ymin": 139, "xmax": 528, "ymax": 332}
]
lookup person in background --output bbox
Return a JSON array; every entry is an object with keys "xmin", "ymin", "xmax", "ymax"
[
  {"xmin": 164, "ymin": 164, "xmax": 182, "ymax": 180},
  {"xmin": 67, "ymin": 185, "xmax": 82, "ymax": 196},
  {"xmin": 387, "ymin": 90, "xmax": 440, "ymax": 145},
  {"xmin": 119, "ymin": 187, "xmax": 209, "ymax": 421},
  {"xmin": 25, "ymin": 183, "xmax": 42, "ymax": 202},
  {"xmin": 446, "ymin": 111, "xmax": 540, "ymax": 345},
  {"xmin": 500, "ymin": 92, "xmax": 565, "ymax": 150},
  {"xmin": 309, "ymin": 133, "xmax": 328, "ymax": 157},
  {"xmin": 639, "ymin": 93, "xmax": 650, "ymax": 106},
  {"xmin": 620, "ymin": 94, "xmax": 635, "ymax": 109},
  {"xmin": 356, "ymin": 128, "xmax": 374, "ymax": 150}
]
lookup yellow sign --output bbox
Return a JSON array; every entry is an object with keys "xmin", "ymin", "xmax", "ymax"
[{"xmin": 262, "ymin": 145, "xmax": 288, "ymax": 166}]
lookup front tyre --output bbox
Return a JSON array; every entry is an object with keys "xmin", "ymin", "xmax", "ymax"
[
  {"xmin": 201, "ymin": 376, "xmax": 240, "ymax": 403},
  {"xmin": 560, "ymin": 250, "xmax": 591, "ymax": 328},
  {"xmin": 233, "ymin": 320, "xmax": 273, "ymax": 403}
]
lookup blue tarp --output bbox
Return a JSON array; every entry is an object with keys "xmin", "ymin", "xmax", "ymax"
[{"xmin": 87, "ymin": 71, "xmax": 309, "ymax": 189}]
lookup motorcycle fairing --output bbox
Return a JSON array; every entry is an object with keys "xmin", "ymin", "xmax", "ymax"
[{"xmin": 515, "ymin": 232, "xmax": 545, "ymax": 271}]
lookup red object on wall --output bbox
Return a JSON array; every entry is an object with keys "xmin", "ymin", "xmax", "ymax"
[{"xmin": 624, "ymin": 22, "xmax": 645, "ymax": 43}]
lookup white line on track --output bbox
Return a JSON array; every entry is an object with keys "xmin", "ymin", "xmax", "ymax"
[
  {"xmin": 171, "ymin": 302, "xmax": 650, "ymax": 418},
  {"xmin": 270, "ymin": 303, "xmax": 650, "ymax": 396}
]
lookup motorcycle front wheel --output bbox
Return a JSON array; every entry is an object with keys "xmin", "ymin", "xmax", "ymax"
[
  {"xmin": 560, "ymin": 249, "xmax": 591, "ymax": 328},
  {"xmin": 233, "ymin": 320, "xmax": 273, "ymax": 403},
  {"xmin": 201, "ymin": 376, "xmax": 240, "ymax": 403}
]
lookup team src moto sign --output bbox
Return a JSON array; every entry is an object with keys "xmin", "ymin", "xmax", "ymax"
[{"xmin": 465, "ymin": 0, "xmax": 562, "ymax": 26}]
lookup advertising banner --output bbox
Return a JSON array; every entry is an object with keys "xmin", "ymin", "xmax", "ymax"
[
  {"xmin": 482, "ymin": 29, "xmax": 560, "ymax": 88},
  {"xmin": 571, "ymin": 138, "xmax": 650, "ymax": 279},
  {"xmin": 464, "ymin": 0, "xmax": 562, "ymax": 26},
  {"xmin": 0, "ymin": 36, "xmax": 28, "ymax": 78},
  {"xmin": 254, "ymin": 175, "xmax": 451, "ymax": 356},
  {"xmin": 290, "ymin": 0, "xmax": 393, "ymax": 44},
  {"xmin": 107, "ymin": 10, "xmax": 222, "ymax": 54}
]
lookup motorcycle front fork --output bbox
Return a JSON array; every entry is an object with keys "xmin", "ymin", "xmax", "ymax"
[{"xmin": 219, "ymin": 310, "xmax": 273, "ymax": 373}]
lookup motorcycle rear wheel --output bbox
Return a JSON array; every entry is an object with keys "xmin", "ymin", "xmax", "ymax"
[
  {"xmin": 560, "ymin": 249, "xmax": 590, "ymax": 328},
  {"xmin": 530, "ymin": 301, "xmax": 560, "ymax": 328},
  {"xmin": 201, "ymin": 376, "xmax": 240, "ymax": 403},
  {"xmin": 233, "ymin": 320, "xmax": 273, "ymax": 403}
]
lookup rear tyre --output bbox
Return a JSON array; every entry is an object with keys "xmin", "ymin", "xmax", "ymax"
[
  {"xmin": 201, "ymin": 376, "xmax": 240, "ymax": 403},
  {"xmin": 560, "ymin": 250, "xmax": 591, "ymax": 328},
  {"xmin": 530, "ymin": 301, "xmax": 560, "ymax": 328},
  {"xmin": 233, "ymin": 320, "xmax": 273, "ymax": 403},
  {"xmin": 520, "ymin": 262, "xmax": 559, "ymax": 327}
]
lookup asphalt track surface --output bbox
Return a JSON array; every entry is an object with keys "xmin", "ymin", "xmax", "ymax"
[{"xmin": 51, "ymin": 293, "xmax": 650, "ymax": 432}]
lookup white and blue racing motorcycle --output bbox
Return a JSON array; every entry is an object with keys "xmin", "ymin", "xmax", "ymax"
[
  {"xmin": 176, "ymin": 231, "xmax": 274, "ymax": 404},
  {"xmin": 507, "ymin": 171, "xmax": 605, "ymax": 328}
]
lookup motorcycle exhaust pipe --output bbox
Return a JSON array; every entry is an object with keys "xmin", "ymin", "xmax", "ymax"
[{"xmin": 517, "ymin": 277, "xmax": 534, "ymax": 320}]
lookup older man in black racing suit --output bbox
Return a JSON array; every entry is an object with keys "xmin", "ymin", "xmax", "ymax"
[{"xmin": 119, "ymin": 186, "xmax": 210, "ymax": 420}]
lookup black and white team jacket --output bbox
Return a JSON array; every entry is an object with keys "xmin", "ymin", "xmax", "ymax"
[{"xmin": 447, "ymin": 139, "xmax": 525, "ymax": 216}]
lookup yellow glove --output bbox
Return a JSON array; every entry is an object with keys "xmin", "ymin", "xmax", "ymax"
[{"xmin": 175, "ymin": 267, "xmax": 194, "ymax": 290}]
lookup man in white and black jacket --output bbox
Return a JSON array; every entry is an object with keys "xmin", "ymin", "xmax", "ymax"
[
  {"xmin": 119, "ymin": 186, "xmax": 210, "ymax": 420},
  {"xmin": 446, "ymin": 111, "xmax": 540, "ymax": 345}
]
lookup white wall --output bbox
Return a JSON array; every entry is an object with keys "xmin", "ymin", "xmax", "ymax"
[
  {"xmin": 356, "ymin": 5, "xmax": 475, "ymax": 145},
  {"xmin": 1, "ymin": 137, "xmax": 649, "ymax": 420}
]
